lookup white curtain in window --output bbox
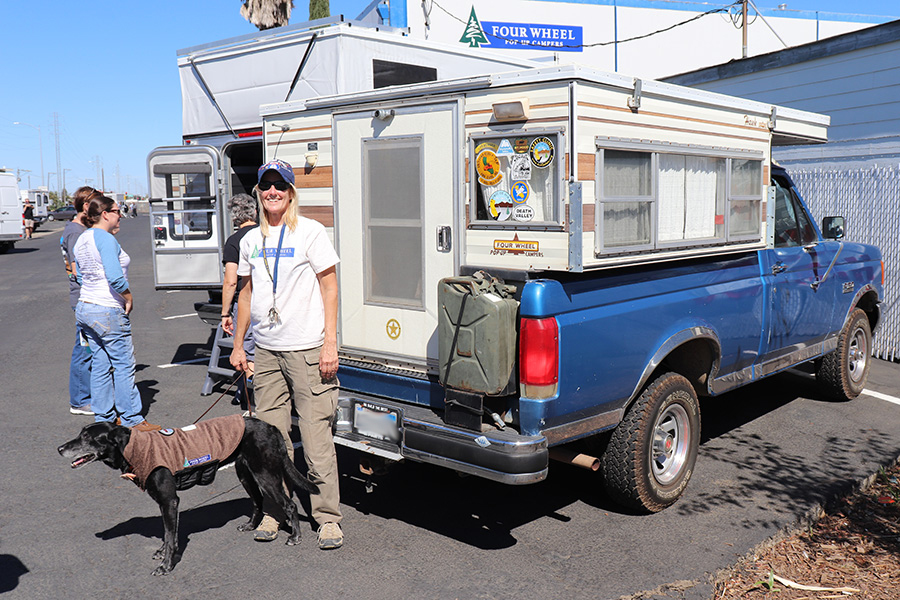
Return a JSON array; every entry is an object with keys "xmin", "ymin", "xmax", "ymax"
[
  {"xmin": 658, "ymin": 154, "xmax": 686, "ymax": 242},
  {"xmin": 684, "ymin": 156, "xmax": 719, "ymax": 239}
]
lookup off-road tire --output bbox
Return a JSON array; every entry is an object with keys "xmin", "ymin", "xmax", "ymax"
[
  {"xmin": 601, "ymin": 372, "xmax": 700, "ymax": 513},
  {"xmin": 816, "ymin": 308, "xmax": 871, "ymax": 400}
]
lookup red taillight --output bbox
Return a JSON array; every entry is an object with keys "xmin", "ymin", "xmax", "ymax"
[{"xmin": 520, "ymin": 317, "xmax": 559, "ymax": 386}]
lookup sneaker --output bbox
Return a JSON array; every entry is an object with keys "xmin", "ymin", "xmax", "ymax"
[
  {"xmin": 131, "ymin": 421, "xmax": 162, "ymax": 432},
  {"xmin": 254, "ymin": 514, "xmax": 279, "ymax": 542},
  {"xmin": 317, "ymin": 522, "xmax": 343, "ymax": 550},
  {"xmin": 70, "ymin": 405, "xmax": 94, "ymax": 416}
]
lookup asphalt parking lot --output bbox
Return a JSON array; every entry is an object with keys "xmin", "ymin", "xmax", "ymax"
[{"xmin": 1, "ymin": 216, "xmax": 898, "ymax": 599}]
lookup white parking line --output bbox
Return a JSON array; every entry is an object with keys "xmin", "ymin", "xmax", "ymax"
[
  {"xmin": 162, "ymin": 312, "xmax": 198, "ymax": 320},
  {"xmin": 157, "ymin": 358, "xmax": 209, "ymax": 369},
  {"xmin": 862, "ymin": 389, "xmax": 900, "ymax": 406}
]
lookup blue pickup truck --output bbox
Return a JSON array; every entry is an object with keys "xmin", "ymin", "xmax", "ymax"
[{"xmin": 334, "ymin": 164, "xmax": 882, "ymax": 512}]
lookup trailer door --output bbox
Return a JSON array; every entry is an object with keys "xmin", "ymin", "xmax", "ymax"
[
  {"xmin": 334, "ymin": 103, "xmax": 458, "ymax": 369},
  {"xmin": 147, "ymin": 146, "xmax": 224, "ymax": 289}
]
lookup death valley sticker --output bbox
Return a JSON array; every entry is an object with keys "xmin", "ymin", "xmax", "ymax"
[
  {"xmin": 476, "ymin": 149, "xmax": 502, "ymax": 186},
  {"xmin": 529, "ymin": 136, "xmax": 554, "ymax": 168},
  {"xmin": 513, "ymin": 205, "xmax": 535, "ymax": 222},
  {"xmin": 489, "ymin": 190, "xmax": 514, "ymax": 221}
]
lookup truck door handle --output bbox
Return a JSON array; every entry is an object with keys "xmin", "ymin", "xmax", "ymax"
[
  {"xmin": 771, "ymin": 262, "xmax": 786, "ymax": 274},
  {"xmin": 437, "ymin": 226, "xmax": 452, "ymax": 252}
]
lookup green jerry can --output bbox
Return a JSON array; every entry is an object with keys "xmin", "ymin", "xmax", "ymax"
[{"xmin": 438, "ymin": 271, "xmax": 518, "ymax": 430}]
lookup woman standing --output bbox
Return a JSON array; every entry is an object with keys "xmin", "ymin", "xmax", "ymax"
[
  {"xmin": 74, "ymin": 194, "xmax": 159, "ymax": 432},
  {"xmin": 230, "ymin": 159, "xmax": 343, "ymax": 549}
]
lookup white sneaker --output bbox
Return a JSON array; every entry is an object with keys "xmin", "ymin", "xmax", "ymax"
[
  {"xmin": 70, "ymin": 405, "xmax": 94, "ymax": 416},
  {"xmin": 317, "ymin": 522, "xmax": 343, "ymax": 550}
]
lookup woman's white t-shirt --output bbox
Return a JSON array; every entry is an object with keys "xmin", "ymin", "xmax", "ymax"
[{"xmin": 237, "ymin": 218, "xmax": 339, "ymax": 351}]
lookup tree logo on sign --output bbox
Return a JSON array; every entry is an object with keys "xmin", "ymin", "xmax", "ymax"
[{"xmin": 459, "ymin": 7, "xmax": 489, "ymax": 48}]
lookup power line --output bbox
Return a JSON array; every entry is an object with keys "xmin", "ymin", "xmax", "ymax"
[{"xmin": 431, "ymin": 0, "xmax": 740, "ymax": 50}]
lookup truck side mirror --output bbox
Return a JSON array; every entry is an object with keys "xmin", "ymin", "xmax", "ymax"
[{"xmin": 822, "ymin": 216, "xmax": 845, "ymax": 240}]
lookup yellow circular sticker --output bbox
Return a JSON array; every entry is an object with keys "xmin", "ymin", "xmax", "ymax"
[
  {"xmin": 386, "ymin": 319, "xmax": 401, "ymax": 340},
  {"xmin": 476, "ymin": 149, "xmax": 503, "ymax": 186}
]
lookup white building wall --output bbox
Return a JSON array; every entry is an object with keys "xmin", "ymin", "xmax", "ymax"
[{"xmin": 389, "ymin": 0, "xmax": 881, "ymax": 80}]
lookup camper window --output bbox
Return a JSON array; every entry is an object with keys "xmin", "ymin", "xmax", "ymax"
[
  {"xmin": 596, "ymin": 141, "xmax": 763, "ymax": 254},
  {"xmin": 363, "ymin": 137, "xmax": 425, "ymax": 309},
  {"xmin": 164, "ymin": 172, "xmax": 214, "ymax": 242},
  {"xmin": 469, "ymin": 131, "xmax": 563, "ymax": 229}
]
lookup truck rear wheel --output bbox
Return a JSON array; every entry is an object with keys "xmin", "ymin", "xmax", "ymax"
[
  {"xmin": 601, "ymin": 372, "xmax": 700, "ymax": 513},
  {"xmin": 816, "ymin": 308, "xmax": 871, "ymax": 400}
]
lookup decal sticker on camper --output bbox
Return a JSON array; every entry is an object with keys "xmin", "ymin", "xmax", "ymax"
[
  {"xmin": 489, "ymin": 190, "xmax": 514, "ymax": 221},
  {"xmin": 513, "ymin": 205, "xmax": 535, "ymax": 222},
  {"xmin": 509, "ymin": 155, "xmax": 531, "ymax": 180},
  {"xmin": 476, "ymin": 149, "xmax": 502, "ymax": 186},
  {"xmin": 530, "ymin": 137, "xmax": 554, "ymax": 168},
  {"xmin": 497, "ymin": 139, "xmax": 515, "ymax": 156},
  {"xmin": 514, "ymin": 138, "xmax": 530, "ymax": 154},
  {"xmin": 510, "ymin": 181, "xmax": 530, "ymax": 204},
  {"xmin": 386, "ymin": 319, "xmax": 401, "ymax": 340},
  {"xmin": 490, "ymin": 234, "xmax": 543, "ymax": 256}
]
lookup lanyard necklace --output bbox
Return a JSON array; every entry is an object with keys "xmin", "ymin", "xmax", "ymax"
[{"xmin": 261, "ymin": 224, "xmax": 286, "ymax": 324}]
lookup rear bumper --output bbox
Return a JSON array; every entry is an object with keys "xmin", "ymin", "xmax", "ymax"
[{"xmin": 335, "ymin": 391, "xmax": 548, "ymax": 485}]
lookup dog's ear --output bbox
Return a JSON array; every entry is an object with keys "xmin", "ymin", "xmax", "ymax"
[{"xmin": 109, "ymin": 427, "xmax": 131, "ymax": 453}]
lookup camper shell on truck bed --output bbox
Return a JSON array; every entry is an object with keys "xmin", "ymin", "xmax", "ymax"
[
  {"xmin": 146, "ymin": 19, "xmax": 538, "ymax": 294},
  {"xmin": 252, "ymin": 63, "xmax": 883, "ymax": 512}
]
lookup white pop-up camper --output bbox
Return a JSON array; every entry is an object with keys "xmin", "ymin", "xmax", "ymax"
[
  {"xmin": 256, "ymin": 63, "xmax": 828, "ymax": 372},
  {"xmin": 147, "ymin": 18, "xmax": 539, "ymax": 292}
]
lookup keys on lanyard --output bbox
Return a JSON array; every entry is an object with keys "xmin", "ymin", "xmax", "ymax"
[{"xmin": 261, "ymin": 225, "xmax": 287, "ymax": 326}]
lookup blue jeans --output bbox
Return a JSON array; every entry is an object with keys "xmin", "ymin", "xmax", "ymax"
[
  {"xmin": 75, "ymin": 302, "xmax": 144, "ymax": 426},
  {"xmin": 69, "ymin": 322, "xmax": 92, "ymax": 409}
]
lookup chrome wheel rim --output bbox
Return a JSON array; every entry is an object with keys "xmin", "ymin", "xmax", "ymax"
[
  {"xmin": 847, "ymin": 325, "xmax": 869, "ymax": 383},
  {"xmin": 651, "ymin": 401, "xmax": 691, "ymax": 485}
]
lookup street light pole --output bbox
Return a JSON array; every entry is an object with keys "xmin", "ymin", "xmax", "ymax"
[
  {"xmin": 13, "ymin": 122, "xmax": 44, "ymax": 188},
  {"xmin": 63, "ymin": 168, "xmax": 72, "ymax": 204}
]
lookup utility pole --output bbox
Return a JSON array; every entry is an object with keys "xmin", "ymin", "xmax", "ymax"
[
  {"xmin": 741, "ymin": 0, "xmax": 748, "ymax": 59},
  {"xmin": 63, "ymin": 168, "xmax": 72, "ymax": 203}
]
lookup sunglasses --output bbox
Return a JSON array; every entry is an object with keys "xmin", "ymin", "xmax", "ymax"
[
  {"xmin": 258, "ymin": 180, "xmax": 290, "ymax": 192},
  {"xmin": 106, "ymin": 208, "xmax": 120, "ymax": 215}
]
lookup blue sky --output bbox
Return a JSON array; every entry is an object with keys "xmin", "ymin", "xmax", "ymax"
[{"xmin": 0, "ymin": 0, "xmax": 897, "ymax": 197}]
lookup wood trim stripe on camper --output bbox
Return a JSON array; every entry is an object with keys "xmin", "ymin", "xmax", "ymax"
[
  {"xmin": 577, "ymin": 153, "xmax": 595, "ymax": 181},
  {"xmin": 291, "ymin": 166, "xmax": 333, "ymax": 189},
  {"xmin": 296, "ymin": 205, "xmax": 334, "ymax": 228},
  {"xmin": 577, "ymin": 101, "xmax": 770, "ymax": 135},
  {"xmin": 578, "ymin": 115, "xmax": 765, "ymax": 144},
  {"xmin": 267, "ymin": 136, "xmax": 332, "ymax": 147},
  {"xmin": 465, "ymin": 116, "xmax": 568, "ymax": 129}
]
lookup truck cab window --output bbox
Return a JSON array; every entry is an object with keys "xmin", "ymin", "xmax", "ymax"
[{"xmin": 772, "ymin": 175, "xmax": 816, "ymax": 247}]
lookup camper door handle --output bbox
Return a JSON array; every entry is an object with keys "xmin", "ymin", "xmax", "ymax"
[{"xmin": 437, "ymin": 226, "xmax": 452, "ymax": 252}]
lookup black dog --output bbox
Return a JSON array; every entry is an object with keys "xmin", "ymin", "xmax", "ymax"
[{"xmin": 58, "ymin": 416, "xmax": 318, "ymax": 575}]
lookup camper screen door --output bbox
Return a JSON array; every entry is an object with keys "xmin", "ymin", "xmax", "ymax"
[{"xmin": 469, "ymin": 132, "xmax": 562, "ymax": 228}]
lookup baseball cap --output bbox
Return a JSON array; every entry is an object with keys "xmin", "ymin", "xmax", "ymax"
[{"xmin": 257, "ymin": 159, "xmax": 295, "ymax": 185}]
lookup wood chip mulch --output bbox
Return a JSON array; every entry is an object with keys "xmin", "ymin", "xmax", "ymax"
[{"xmin": 713, "ymin": 460, "xmax": 900, "ymax": 599}]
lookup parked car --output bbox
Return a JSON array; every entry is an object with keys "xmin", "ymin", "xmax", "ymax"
[{"xmin": 47, "ymin": 205, "xmax": 77, "ymax": 221}]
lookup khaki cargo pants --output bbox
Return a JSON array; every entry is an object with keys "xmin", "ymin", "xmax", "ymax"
[{"xmin": 252, "ymin": 345, "xmax": 342, "ymax": 526}]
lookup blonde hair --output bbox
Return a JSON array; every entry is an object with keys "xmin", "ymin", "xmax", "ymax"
[{"xmin": 255, "ymin": 183, "xmax": 299, "ymax": 237}]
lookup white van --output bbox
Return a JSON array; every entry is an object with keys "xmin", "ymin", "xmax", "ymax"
[{"xmin": 0, "ymin": 171, "xmax": 24, "ymax": 253}]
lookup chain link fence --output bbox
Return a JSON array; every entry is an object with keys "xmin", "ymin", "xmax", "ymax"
[{"xmin": 788, "ymin": 166, "xmax": 899, "ymax": 361}]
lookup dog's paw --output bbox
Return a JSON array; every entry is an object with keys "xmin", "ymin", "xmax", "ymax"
[
  {"xmin": 236, "ymin": 521, "xmax": 257, "ymax": 532},
  {"xmin": 152, "ymin": 564, "xmax": 172, "ymax": 576},
  {"xmin": 285, "ymin": 534, "xmax": 301, "ymax": 546}
]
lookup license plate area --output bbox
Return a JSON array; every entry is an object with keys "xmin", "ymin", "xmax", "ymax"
[{"xmin": 352, "ymin": 400, "xmax": 401, "ymax": 444}]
